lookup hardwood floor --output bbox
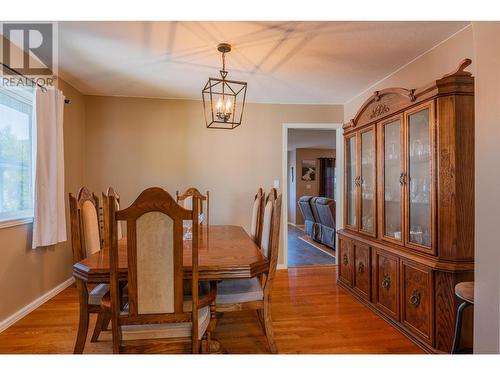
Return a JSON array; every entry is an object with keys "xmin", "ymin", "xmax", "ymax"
[
  {"xmin": 0, "ymin": 266, "xmax": 423, "ymax": 354},
  {"xmin": 287, "ymin": 225, "xmax": 335, "ymax": 267}
]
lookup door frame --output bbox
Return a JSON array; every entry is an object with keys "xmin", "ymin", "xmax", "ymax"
[{"xmin": 281, "ymin": 123, "xmax": 344, "ymax": 269}]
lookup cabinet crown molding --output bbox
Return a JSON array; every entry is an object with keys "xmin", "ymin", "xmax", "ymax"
[
  {"xmin": 441, "ymin": 58, "xmax": 472, "ymax": 79},
  {"xmin": 344, "ymin": 58, "xmax": 473, "ymax": 132}
]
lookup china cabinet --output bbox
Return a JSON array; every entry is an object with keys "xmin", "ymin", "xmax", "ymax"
[{"xmin": 338, "ymin": 59, "xmax": 475, "ymax": 353}]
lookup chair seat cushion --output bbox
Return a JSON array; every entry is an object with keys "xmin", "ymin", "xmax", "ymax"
[
  {"xmin": 216, "ymin": 277, "xmax": 263, "ymax": 304},
  {"xmin": 88, "ymin": 283, "xmax": 110, "ymax": 305},
  {"xmin": 120, "ymin": 306, "xmax": 210, "ymax": 340}
]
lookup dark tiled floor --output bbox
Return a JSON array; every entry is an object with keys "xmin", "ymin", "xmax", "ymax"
[{"xmin": 287, "ymin": 224, "xmax": 335, "ymax": 267}]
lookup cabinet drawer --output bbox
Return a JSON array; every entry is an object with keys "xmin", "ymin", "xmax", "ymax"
[
  {"xmin": 373, "ymin": 249, "xmax": 399, "ymax": 320},
  {"xmin": 338, "ymin": 236, "xmax": 353, "ymax": 286},
  {"xmin": 353, "ymin": 241, "xmax": 371, "ymax": 300},
  {"xmin": 401, "ymin": 260, "xmax": 434, "ymax": 345}
]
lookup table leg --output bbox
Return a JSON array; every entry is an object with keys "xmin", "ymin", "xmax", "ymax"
[
  {"xmin": 74, "ymin": 279, "xmax": 89, "ymax": 354},
  {"xmin": 205, "ymin": 281, "xmax": 225, "ymax": 354}
]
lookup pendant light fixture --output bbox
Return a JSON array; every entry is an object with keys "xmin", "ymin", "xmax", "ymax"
[{"xmin": 202, "ymin": 43, "xmax": 247, "ymax": 129}]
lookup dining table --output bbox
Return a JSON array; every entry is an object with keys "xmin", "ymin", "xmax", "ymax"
[{"xmin": 72, "ymin": 224, "xmax": 269, "ymax": 353}]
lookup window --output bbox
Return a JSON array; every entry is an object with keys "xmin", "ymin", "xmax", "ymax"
[{"xmin": 0, "ymin": 87, "xmax": 35, "ymax": 223}]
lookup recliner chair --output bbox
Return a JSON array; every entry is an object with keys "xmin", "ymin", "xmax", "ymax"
[
  {"xmin": 310, "ymin": 197, "xmax": 322, "ymax": 242},
  {"xmin": 298, "ymin": 196, "xmax": 316, "ymax": 238},
  {"xmin": 314, "ymin": 197, "xmax": 336, "ymax": 249}
]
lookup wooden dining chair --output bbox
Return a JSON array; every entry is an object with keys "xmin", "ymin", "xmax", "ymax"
[
  {"xmin": 216, "ymin": 188, "xmax": 282, "ymax": 353},
  {"xmin": 107, "ymin": 187, "xmax": 215, "ymax": 353},
  {"xmin": 68, "ymin": 186, "xmax": 111, "ymax": 353},
  {"xmin": 176, "ymin": 187, "xmax": 210, "ymax": 226},
  {"xmin": 250, "ymin": 187, "xmax": 265, "ymax": 245},
  {"xmin": 102, "ymin": 187, "xmax": 130, "ymax": 312},
  {"xmin": 102, "ymin": 186, "xmax": 123, "ymax": 247}
]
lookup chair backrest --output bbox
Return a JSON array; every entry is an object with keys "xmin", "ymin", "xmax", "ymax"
[
  {"xmin": 69, "ymin": 186, "xmax": 102, "ymax": 263},
  {"xmin": 176, "ymin": 187, "xmax": 209, "ymax": 226},
  {"xmin": 108, "ymin": 187, "xmax": 201, "ymax": 353},
  {"xmin": 102, "ymin": 186, "xmax": 123, "ymax": 247},
  {"xmin": 259, "ymin": 188, "xmax": 282, "ymax": 292},
  {"xmin": 298, "ymin": 196, "xmax": 315, "ymax": 222},
  {"xmin": 310, "ymin": 197, "xmax": 321, "ymax": 223},
  {"xmin": 315, "ymin": 197, "xmax": 336, "ymax": 228},
  {"xmin": 250, "ymin": 187, "xmax": 265, "ymax": 245}
]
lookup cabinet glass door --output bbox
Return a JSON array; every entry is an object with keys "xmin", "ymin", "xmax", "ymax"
[
  {"xmin": 345, "ymin": 135, "xmax": 357, "ymax": 229},
  {"xmin": 360, "ymin": 128, "xmax": 375, "ymax": 235},
  {"xmin": 381, "ymin": 118, "xmax": 403, "ymax": 242},
  {"xmin": 406, "ymin": 105, "xmax": 433, "ymax": 251}
]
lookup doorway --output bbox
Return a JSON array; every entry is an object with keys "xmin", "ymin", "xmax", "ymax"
[{"xmin": 282, "ymin": 123, "xmax": 343, "ymax": 268}]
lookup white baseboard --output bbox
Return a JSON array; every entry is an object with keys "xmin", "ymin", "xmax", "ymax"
[
  {"xmin": 0, "ymin": 277, "xmax": 74, "ymax": 333},
  {"xmin": 277, "ymin": 263, "xmax": 287, "ymax": 270}
]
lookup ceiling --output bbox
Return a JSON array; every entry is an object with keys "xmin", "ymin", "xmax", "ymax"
[
  {"xmin": 57, "ymin": 21, "xmax": 469, "ymax": 104},
  {"xmin": 288, "ymin": 129, "xmax": 336, "ymax": 151}
]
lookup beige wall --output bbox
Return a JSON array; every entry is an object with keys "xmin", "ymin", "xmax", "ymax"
[
  {"xmin": 294, "ymin": 148, "xmax": 336, "ymax": 225},
  {"xmin": 472, "ymin": 21, "xmax": 500, "ymax": 354},
  {"xmin": 344, "ymin": 25, "xmax": 475, "ymax": 122},
  {"xmin": 84, "ymin": 97, "xmax": 343, "ymax": 265},
  {"xmin": 0, "ymin": 79, "xmax": 86, "ymax": 324}
]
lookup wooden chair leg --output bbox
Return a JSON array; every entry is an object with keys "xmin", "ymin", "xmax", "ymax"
[
  {"xmin": 74, "ymin": 280, "xmax": 90, "ymax": 354},
  {"xmin": 90, "ymin": 312, "xmax": 106, "ymax": 342},
  {"xmin": 263, "ymin": 299, "xmax": 278, "ymax": 354},
  {"xmin": 102, "ymin": 313, "xmax": 111, "ymax": 331}
]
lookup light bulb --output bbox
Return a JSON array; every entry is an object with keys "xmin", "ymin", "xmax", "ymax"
[
  {"xmin": 225, "ymin": 98, "xmax": 232, "ymax": 112},
  {"xmin": 216, "ymin": 98, "xmax": 223, "ymax": 111}
]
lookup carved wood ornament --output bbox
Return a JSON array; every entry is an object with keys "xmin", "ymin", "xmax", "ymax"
[
  {"xmin": 345, "ymin": 87, "xmax": 417, "ymax": 129},
  {"xmin": 344, "ymin": 58, "xmax": 473, "ymax": 132},
  {"xmin": 370, "ymin": 103, "xmax": 390, "ymax": 119}
]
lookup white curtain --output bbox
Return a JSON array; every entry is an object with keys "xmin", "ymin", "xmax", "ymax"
[{"xmin": 32, "ymin": 87, "xmax": 66, "ymax": 249}]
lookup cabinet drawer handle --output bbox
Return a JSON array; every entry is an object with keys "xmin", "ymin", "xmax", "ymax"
[
  {"xmin": 409, "ymin": 289, "xmax": 421, "ymax": 307},
  {"xmin": 382, "ymin": 275, "xmax": 391, "ymax": 289},
  {"xmin": 357, "ymin": 262, "xmax": 365, "ymax": 273},
  {"xmin": 343, "ymin": 254, "xmax": 349, "ymax": 265}
]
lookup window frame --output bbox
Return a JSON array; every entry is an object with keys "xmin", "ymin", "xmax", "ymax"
[{"xmin": 0, "ymin": 86, "xmax": 35, "ymax": 228}]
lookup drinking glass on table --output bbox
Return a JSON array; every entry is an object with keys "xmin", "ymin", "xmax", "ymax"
[
  {"xmin": 198, "ymin": 212, "xmax": 206, "ymax": 224},
  {"xmin": 183, "ymin": 220, "xmax": 192, "ymax": 240}
]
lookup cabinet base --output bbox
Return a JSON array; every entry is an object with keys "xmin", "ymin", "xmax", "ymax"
[{"xmin": 337, "ymin": 278, "xmax": 444, "ymax": 354}]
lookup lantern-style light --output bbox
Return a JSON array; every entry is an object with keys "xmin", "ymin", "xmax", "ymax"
[{"xmin": 202, "ymin": 43, "xmax": 247, "ymax": 129}]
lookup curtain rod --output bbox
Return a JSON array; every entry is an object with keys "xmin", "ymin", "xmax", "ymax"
[{"xmin": 1, "ymin": 62, "xmax": 70, "ymax": 104}]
